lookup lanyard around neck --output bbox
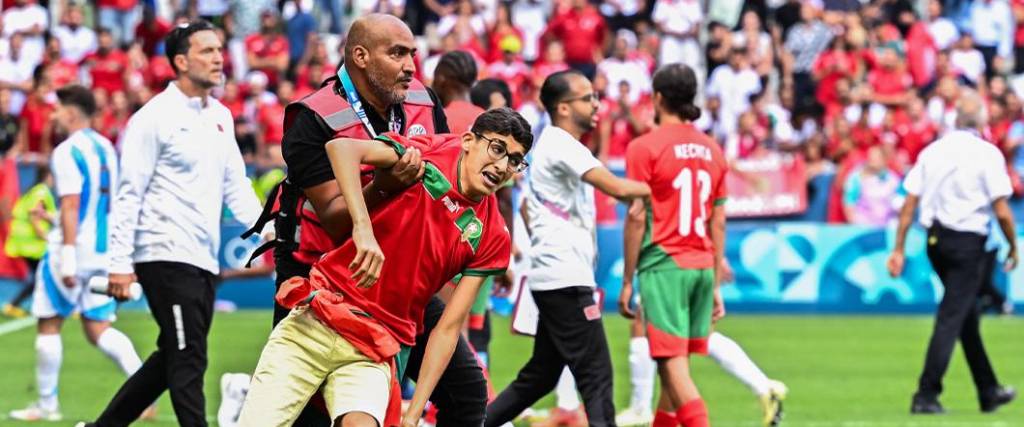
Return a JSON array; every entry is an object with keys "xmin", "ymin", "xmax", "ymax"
[{"xmin": 336, "ymin": 65, "xmax": 401, "ymax": 138}]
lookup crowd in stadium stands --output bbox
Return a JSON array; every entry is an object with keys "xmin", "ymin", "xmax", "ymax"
[{"xmin": 1, "ymin": 0, "xmax": 1023, "ymax": 225}]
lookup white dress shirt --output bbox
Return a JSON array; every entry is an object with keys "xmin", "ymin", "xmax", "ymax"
[
  {"xmin": 903, "ymin": 130, "xmax": 1012, "ymax": 235},
  {"xmin": 524, "ymin": 125, "xmax": 603, "ymax": 291},
  {"xmin": 51, "ymin": 25, "xmax": 98, "ymax": 63},
  {"xmin": 968, "ymin": 0, "xmax": 1014, "ymax": 57},
  {"xmin": 1, "ymin": 4, "xmax": 48, "ymax": 67},
  {"xmin": 109, "ymin": 82, "xmax": 262, "ymax": 275}
]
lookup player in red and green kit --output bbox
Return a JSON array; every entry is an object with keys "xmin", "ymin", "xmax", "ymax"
[
  {"xmin": 237, "ymin": 108, "xmax": 533, "ymax": 427},
  {"xmin": 619, "ymin": 63, "xmax": 728, "ymax": 427}
]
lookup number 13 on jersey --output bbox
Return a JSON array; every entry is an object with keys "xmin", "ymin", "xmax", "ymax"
[{"xmin": 672, "ymin": 167, "xmax": 712, "ymax": 238}]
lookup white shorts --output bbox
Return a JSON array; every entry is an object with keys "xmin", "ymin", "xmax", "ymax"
[{"xmin": 31, "ymin": 253, "xmax": 116, "ymax": 321}]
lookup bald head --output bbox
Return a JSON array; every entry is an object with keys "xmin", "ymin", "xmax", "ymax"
[
  {"xmin": 342, "ymin": 13, "xmax": 418, "ymax": 111},
  {"xmin": 344, "ymin": 14, "xmax": 415, "ymax": 64}
]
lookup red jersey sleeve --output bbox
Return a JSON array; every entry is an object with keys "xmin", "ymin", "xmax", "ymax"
[
  {"xmin": 712, "ymin": 144, "xmax": 728, "ymax": 206},
  {"xmin": 463, "ymin": 211, "xmax": 512, "ymax": 277},
  {"xmin": 625, "ymin": 136, "xmax": 653, "ymax": 182}
]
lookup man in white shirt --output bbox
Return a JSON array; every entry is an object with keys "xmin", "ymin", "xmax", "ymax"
[
  {"xmin": 968, "ymin": 0, "xmax": 1013, "ymax": 80},
  {"xmin": 1, "ymin": 0, "xmax": 48, "ymax": 68},
  {"xmin": 51, "ymin": 5, "xmax": 98, "ymax": 64},
  {"xmin": 77, "ymin": 21, "xmax": 262, "ymax": 427},
  {"xmin": 596, "ymin": 29, "xmax": 651, "ymax": 105},
  {"xmin": 888, "ymin": 91, "xmax": 1018, "ymax": 415},
  {"xmin": 485, "ymin": 69, "xmax": 650, "ymax": 427},
  {"xmin": 7, "ymin": 85, "xmax": 149, "ymax": 424},
  {"xmin": 706, "ymin": 48, "xmax": 762, "ymax": 137},
  {"xmin": 926, "ymin": 0, "xmax": 959, "ymax": 51},
  {"xmin": 652, "ymin": 0, "xmax": 703, "ymax": 72},
  {"xmin": 0, "ymin": 33, "xmax": 36, "ymax": 116}
]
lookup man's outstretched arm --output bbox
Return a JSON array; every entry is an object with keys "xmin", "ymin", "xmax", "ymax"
[{"xmin": 402, "ymin": 275, "xmax": 486, "ymax": 426}]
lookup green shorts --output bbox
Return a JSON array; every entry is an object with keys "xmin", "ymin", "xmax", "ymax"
[{"xmin": 638, "ymin": 267, "xmax": 714, "ymax": 358}]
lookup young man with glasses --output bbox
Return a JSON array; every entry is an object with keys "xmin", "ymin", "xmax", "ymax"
[
  {"xmin": 486, "ymin": 70, "xmax": 650, "ymax": 427},
  {"xmin": 237, "ymin": 108, "xmax": 532, "ymax": 427}
]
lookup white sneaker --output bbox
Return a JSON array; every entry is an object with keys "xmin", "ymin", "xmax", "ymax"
[
  {"xmin": 615, "ymin": 405, "xmax": 653, "ymax": 426},
  {"xmin": 217, "ymin": 373, "xmax": 251, "ymax": 427},
  {"xmin": 9, "ymin": 402, "xmax": 62, "ymax": 422}
]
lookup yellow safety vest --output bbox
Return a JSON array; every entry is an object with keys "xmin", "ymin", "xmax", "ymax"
[{"xmin": 5, "ymin": 183, "xmax": 56, "ymax": 260}]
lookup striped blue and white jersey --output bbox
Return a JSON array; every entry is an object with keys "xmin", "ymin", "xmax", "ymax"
[{"xmin": 48, "ymin": 128, "xmax": 118, "ymax": 272}]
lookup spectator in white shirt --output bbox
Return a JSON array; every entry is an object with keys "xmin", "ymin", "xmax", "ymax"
[
  {"xmin": 926, "ymin": 0, "xmax": 959, "ymax": 51},
  {"xmin": 0, "ymin": 33, "xmax": 37, "ymax": 116},
  {"xmin": 706, "ymin": 47, "xmax": 762, "ymax": 137},
  {"xmin": 950, "ymin": 33, "xmax": 987, "ymax": 87},
  {"xmin": 652, "ymin": 0, "xmax": 703, "ymax": 72},
  {"xmin": 968, "ymin": 0, "xmax": 1014, "ymax": 80},
  {"xmin": 52, "ymin": 5, "xmax": 98, "ymax": 64},
  {"xmin": 596, "ymin": 29, "xmax": 651, "ymax": 105},
  {"xmin": 511, "ymin": 0, "xmax": 549, "ymax": 62},
  {"xmin": 1, "ymin": 0, "xmax": 48, "ymax": 68},
  {"xmin": 81, "ymin": 21, "xmax": 261, "ymax": 427}
]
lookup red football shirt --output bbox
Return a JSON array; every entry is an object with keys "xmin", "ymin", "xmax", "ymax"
[
  {"xmin": 543, "ymin": 6, "xmax": 606, "ymax": 64},
  {"xmin": 312, "ymin": 133, "xmax": 512, "ymax": 345},
  {"xmin": 244, "ymin": 34, "xmax": 289, "ymax": 87},
  {"xmin": 19, "ymin": 97, "xmax": 54, "ymax": 154},
  {"xmin": 135, "ymin": 19, "xmax": 172, "ymax": 58},
  {"xmin": 626, "ymin": 123, "xmax": 728, "ymax": 270},
  {"xmin": 257, "ymin": 102, "xmax": 286, "ymax": 145},
  {"xmin": 48, "ymin": 60, "xmax": 79, "ymax": 88},
  {"xmin": 86, "ymin": 49, "xmax": 129, "ymax": 95},
  {"xmin": 444, "ymin": 100, "xmax": 485, "ymax": 135}
]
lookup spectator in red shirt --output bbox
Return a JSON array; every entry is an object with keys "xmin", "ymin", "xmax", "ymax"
[
  {"xmin": 95, "ymin": 90, "xmax": 131, "ymax": 146},
  {"xmin": 244, "ymin": 10, "xmax": 289, "ymax": 89},
  {"xmin": 15, "ymin": 65, "xmax": 54, "ymax": 161},
  {"xmin": 256, "ymin": 81, "xmax": 291, "ymax": 168},
  {"xmin": 82, "ymin": 28, "xmax": 130, "ymax": 96},
  {"xmin": 485, "ymin": 3, "xmax": 524, "ymax": 64},
  {"xmin": 433, "ymin": 50, "xmax": 485, "ymax": 134},
  {"xmin": 598, "ymin": 80, "xmax": 653, "ymax": 166},
  {"xmin": 531, "ymin": 41, "xmax": 570, "ymax": 96},
  {"xmin": 97, "ymin": 0, "xmax": 140, "ymax": 47},
  {"xmin": 485, "ymin": 36, "xmax": 529, "ymax": 109},
  {"xmin": 541, "ymin": 0, "xmax": 608, "ymax": 79},
  {"xmin": 135, "ymin": 6, "xmax": 171, "ymax": 58},
  {"xmin": 867, "ymin": 45, "xmax": 914, "ymax": 110},
  {"xmin": 813, "ymin": 36, "xmax": 857, "ymax": 112},
  {"xmin": 143, "ymin": 54, "xmax": 175, "ymax": 92},
  {"xmin": 895, "ymin": 97, "xmax": 936, "ymax": 166},
  {"xmin": 904, "ymin": 20, "xmax": 938, "ymax": 89},
  {"xmin": 42, "ymin": 36, "xmax": 79, "ymax": 88}
]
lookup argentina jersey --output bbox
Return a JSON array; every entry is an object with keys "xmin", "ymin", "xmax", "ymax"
[{"xmin": 31, "ymin": 129, "xmax": 118, "ymax": 320}]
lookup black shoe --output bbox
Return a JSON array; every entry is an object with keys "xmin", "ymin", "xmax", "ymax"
[
  {"xmin": 980, "ymin": 386, "xmax": 1016, "ymax": 413},
  {"xmin": 911, "ymin": 394, "xmax": 945, "ymax": 414}
]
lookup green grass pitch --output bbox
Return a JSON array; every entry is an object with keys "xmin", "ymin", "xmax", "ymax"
[{"xmin": 1, "ymin": 311, "xmax": 1022, "ymax": 426}]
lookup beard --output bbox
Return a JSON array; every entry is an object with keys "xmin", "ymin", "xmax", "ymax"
[
  {"xmin": 367, "ymin": 67, "xmax": 407, "ymax": 107},
  {"xmin": 573, "ymin": 110, "xmax": 595, "ymax": 133}
]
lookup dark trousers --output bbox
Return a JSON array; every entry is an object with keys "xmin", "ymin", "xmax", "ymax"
[
  {"xmin": 273, "ymin": 256, "xmax": 488, "ymax": 427},
  {"xmin": 976, "ymin": 45, "xmax": 998, "ymax": 81},
  {"xmin": 95, "ymin": 262, "xmax": 216, "ymax": 427},
  {"xmin": 486, "ymin": 287, "xmax": 616, "ymax": 427},
  {"xmin": 917, "ymin": 223, "xmax": 999, "ymax": 400}
]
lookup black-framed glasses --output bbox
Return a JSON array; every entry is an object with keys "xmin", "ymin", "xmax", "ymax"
[
  {"xmin": 475, "ymin": 133, "xmax": 529, "ymax": 173},
  {"xmin": 561, "ymin": 92, "xmax": 600, "ymax": 104}
]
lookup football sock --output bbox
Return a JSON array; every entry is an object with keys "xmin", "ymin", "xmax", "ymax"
[
  {"xmin": 628, "ymin": 337, "xmax": 656, "ymax": 411},
  {"xmin": 36, "ymin": 334, "xmax": 62, "ymax": 411},
  {"xmin": 676, "ymin": 399, "xmax": 709, "ymax": 427},
  {"xmin": 555, "ymin": 367, "xmax": 580, "ymax": 410},
  {"xmin": 708, "ymin": 332, "xmax": 771, "ymax": 396},
  {"xmin": 652, "ymin": 409, "xmax": 679, "ymax": 427},
  {"xmin": 97, "ymin": 328, "xmax": 143, "ymax": 376}
]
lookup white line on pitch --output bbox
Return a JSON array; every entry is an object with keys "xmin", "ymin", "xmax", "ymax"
[{"xmin": 0, "ymin": 317, "xmax": 34, "ymax": 336}]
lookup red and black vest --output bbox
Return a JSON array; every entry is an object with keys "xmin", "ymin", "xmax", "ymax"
[{"xmin": 243, "ymin": 78, "xmax": 436, "ymax": 267}]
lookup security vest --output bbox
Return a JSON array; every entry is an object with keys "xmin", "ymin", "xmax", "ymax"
[
  {"xmin": 5, "ymin": 183, "xmax": 56, "ymax": 260},
  {"xmin": 243, "ymin": 78, "xmax": 436, "ymax": 266}
]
